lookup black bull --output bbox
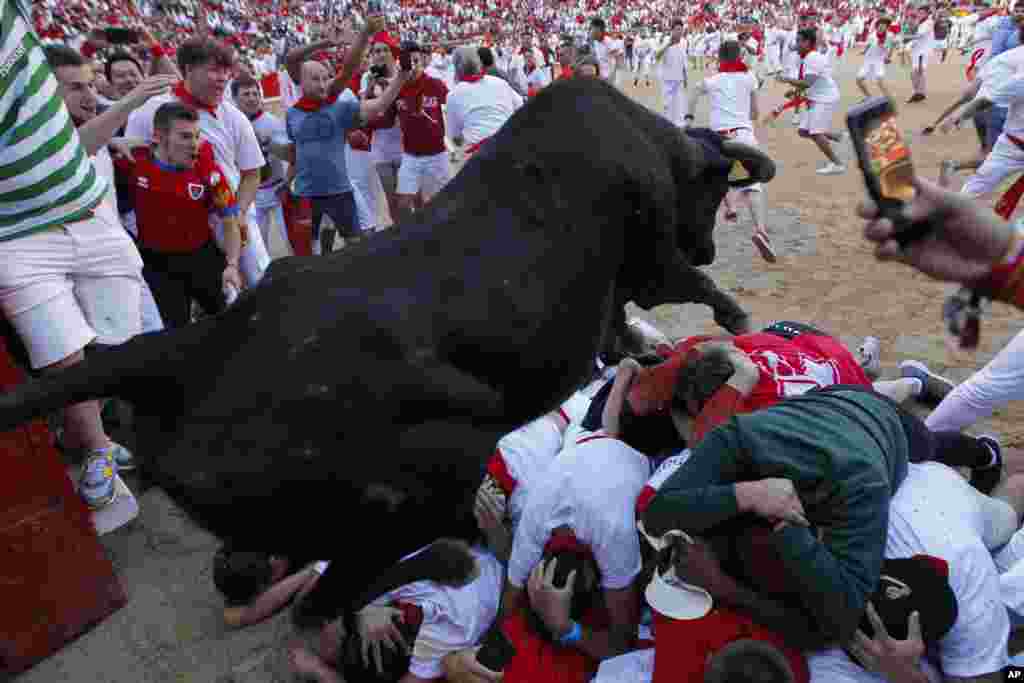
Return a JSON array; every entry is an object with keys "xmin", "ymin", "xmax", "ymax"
[{"xmin": 0, "ymin": 79, "xmax": 773, "ymax": 618}]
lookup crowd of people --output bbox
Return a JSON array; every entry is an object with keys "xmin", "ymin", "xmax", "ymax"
[{"xmin": 14, "ymin": 0, "xmax": 1024, "ymax": 680}]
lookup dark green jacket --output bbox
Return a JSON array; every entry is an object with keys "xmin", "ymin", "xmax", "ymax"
[{"xmin": 643, "ymin": 388, "xmax": 910, "ymax": 643}]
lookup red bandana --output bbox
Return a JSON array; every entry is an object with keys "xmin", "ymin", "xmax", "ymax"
[
  {"xmin": 292, "ymin": 94, "xmax": 338, "ymax": 112},
  {"xmin": 460, "ymin": 73, "xmax": 485, "ymax": 83},
  {"xmin": 876, "ymin": 31, "xmax": 889, "ymax": 43},
  {"xmin": 173, "ymin": 82, "xmax": 218, "ymax": 117},
  {"xmin": 719, "ymin": 59, "xmax": 748, "ymax": 72}
]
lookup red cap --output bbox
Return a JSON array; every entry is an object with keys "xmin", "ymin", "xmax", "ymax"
[{"xmin": 372, "ymin": 31, "xmax": 400, "ymax": 59}]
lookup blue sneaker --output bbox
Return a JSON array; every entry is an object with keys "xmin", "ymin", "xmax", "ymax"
[
  {"xmin": 79, "ymin": 450, "xmax": 116, "ymax": 510},
  {"xmin": 899, "ymin": 360, "xmax": 956, "ymax": 405}
]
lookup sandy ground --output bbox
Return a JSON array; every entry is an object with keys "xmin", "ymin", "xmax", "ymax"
[{"xmin": 13, "ymin": 51, "xmax": 1024, "ymax": 682}]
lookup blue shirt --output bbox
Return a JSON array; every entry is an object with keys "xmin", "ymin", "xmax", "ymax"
[
  {"xmin": 991, "ymin": 16, "xmax": 1021, "ymax": 59},
  {"xmin": 286, "ymin": 91, "xmax": 360, "ymax": 197}
]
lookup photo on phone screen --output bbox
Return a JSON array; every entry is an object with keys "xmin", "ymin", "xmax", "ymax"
[{"xmin": 863, "ymin": 111, "xmax": 914, "ymax": 202}]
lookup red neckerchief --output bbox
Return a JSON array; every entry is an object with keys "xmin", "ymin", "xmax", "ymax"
[
  {"xmin": 798, "ymin": 48, "xmax": 812, "ymax": 79},
  {"xmin": 292, "ymin": 94, "xmax": 337, "ymax": 112},
  {"xmin": 460, "ymin": 73, "xmax": 485, "ymax": 83},
  {"xmin": 248, "ymin": 110, "xmax": 264, "ymax": 122},
  {"xmin": 876, "ymin": 31, "xmax": 889, "ymax": 43},
  {"xmin": 525, "ymin": 62, "xmax": 536, "ymax": 75},
  {"xmin": 173, "ymin": 81, "xmax": 218, "ymax": 117},
  {"xmin": 719, "ymin": 59, "xmax": 748, "ymax": 72}
]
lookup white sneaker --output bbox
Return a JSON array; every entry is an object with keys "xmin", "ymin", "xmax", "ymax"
[
  {"xmin": 857, "ymin": 336, "xmax": 881, "ymax": 380},
  {"xmin": 816, "ymin": 163, "xmax": 847, "ymax": 176}
]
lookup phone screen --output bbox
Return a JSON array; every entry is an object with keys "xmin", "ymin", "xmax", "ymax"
[{"xmin": 864, "ymin": 111, "xmax": 915, "ymax": 202}]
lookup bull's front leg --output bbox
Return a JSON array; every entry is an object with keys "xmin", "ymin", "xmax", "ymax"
[{"xmin": 650, "ymin": 260, "xmax": 751, "ymax": 335}]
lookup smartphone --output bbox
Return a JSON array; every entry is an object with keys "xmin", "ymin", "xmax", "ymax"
[
  {"xmin": 399, "ymin": 50, "xmax": 413, "ymax": 72},
  {"xmin": 476, "ymin": 627, "xmax": 516, "ymax": 672},
  {"xmin": 105, "ymin": 27, "xmax": 139, "ymax": 44},
  {"xmin": 847, "ymin": 96, "xmax": 929, "ymax": 247}
]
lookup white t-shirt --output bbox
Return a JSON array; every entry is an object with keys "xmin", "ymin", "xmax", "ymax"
[
  {"xmin": 373, "ymin": 547, "xmax": 504, "ymax": 680},
  {"xmin": 808, "ymin": 463, "xmax": 1009, "ymax": 682},
  {"xmin": 248, "ymin": 110, "xmax": 289, "ymax": 190},
  {"xmin": 978, "ymin": 46, "xmax": 1024, "ymax": 137},
  {"xmin": 447, "ymin": 75, "xmax": 523, "ymax": 147},
  {"xmin": 910, "ymin": 18, "xmax": 936, "ymax": 55},
  {"xmin": 697, "ymin": 72, "xmax": 758, "ymax": 132},
  {"xmin": 864, "ymin": 32, "xmax": 894, "ymax": 63},
  {"xmin": 125, "ymin": 93, "xmax": 265, "ymax": 192},
  {"xmin": 594, "ymin": 648, "xmax": 655, "ymax": 683},
  {"xmin": 508, "ymin": 433, "xmax": 651, "ymax": 591},
  {"xmin": 490, "ymin": 415, "xmax": 563, "ymax": 531},
  {"xmin": 660, "ymin": 42, "xmax": 688, "ymax": 82},
  {"xmin": 593, "ymin": 36, "xmax": 614, "ymax": 78},
  {"xmin": 801, "ymin": 50, "xmax": 841, "ymax": 104}
]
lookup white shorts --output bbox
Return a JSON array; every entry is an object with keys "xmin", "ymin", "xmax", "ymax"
[
  {"xmin": 857, "ymin": 60, "xmax": 886, "ymax": 80},
  {"xmin": 397, "ymin": 152, "xmax": 451, "ymax": 198},
  {"xmin": 799, "ymin": 100, "xmax": 837, "ymax": 135},
  {"xmin": 0, "ymin": 213, "xmax": 143, "ymax": 369},
  {"xmin": 961, "ymin": 133, "xmax": 1024, "ymax": 199},
  {"xmin": 912, "ymin": 49, "xmax": 931, "ymax": 69}
]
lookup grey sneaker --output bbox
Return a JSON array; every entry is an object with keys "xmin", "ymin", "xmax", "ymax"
[
  {"xmin": 79, "ymin": 450, "xmax": 116, "ymax": 510},
  {"xmin": 972, "ymin": 434, "xmax": 1003, "ymax": 495},
  {"xmin": 857, "ymin": 336, "xmax": 881, "ymax": 380},
  {"xmin": 899, "ymin": 360, "xmax": 956, "ymax": 404}
]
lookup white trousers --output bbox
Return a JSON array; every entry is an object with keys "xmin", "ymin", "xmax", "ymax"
[
  {"xmin": 662, "ymin": 79, "xmax": 688, "ymax": 127},
  {"xmin": 253, "ymin": 185, "xmax": 290, "ymax": 259},
  {"xmin": 211, "ymin": 207, "xmax": 270, "ymax": 287},
  {"xmin": 346, "ymin": 144, "xmax": 380, "ymax": 231},
  {"xmin": 925, "ymin": 327, "xmax": 1024, "ymax": 432}
]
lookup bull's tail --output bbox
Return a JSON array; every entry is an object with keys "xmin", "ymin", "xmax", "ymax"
[{"xmin": 0, "ymin": 322, "xmax": 205, "ymax": 432}]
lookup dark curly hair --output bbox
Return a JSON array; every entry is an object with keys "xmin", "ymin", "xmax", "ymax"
[{"xmin": 673, "ymin": 348, "xmax": 736, "ymax": 416}]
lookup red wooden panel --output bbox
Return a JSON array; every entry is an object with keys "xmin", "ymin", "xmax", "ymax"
[{"xmin": 0, "ymin": 336, "xmax": 126, "ymax": 676}]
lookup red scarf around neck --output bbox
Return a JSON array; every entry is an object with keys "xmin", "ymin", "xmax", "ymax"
[
  {"xmin": 293, "ymin": 93, "xmax": 338, "ymax": 112},
  {"xmin": 173, "ymin": 81, "xmax": 218, "ymax": 116},
  {"xmin": 460, "ymin": 73, "xmax": 485, "ymax": 83},
  {"xmin": 719, "ymin": 59, "xmax": 748, "ymax": 72},
  {"xmin": 876, "ymin": 31, "xmax": 889, "ymax": 43}
]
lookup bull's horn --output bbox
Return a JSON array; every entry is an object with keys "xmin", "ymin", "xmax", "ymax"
[{"xmin": 720, "ymin": 140, "xmax": 777, "ymax": 186}]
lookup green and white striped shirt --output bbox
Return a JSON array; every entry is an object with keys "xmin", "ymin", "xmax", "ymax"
[{"xmin": 0, "ymin": 0, "xmax": 106, "ymax": 241}]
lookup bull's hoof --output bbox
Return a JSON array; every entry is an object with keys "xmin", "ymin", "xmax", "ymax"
[{"xmin": 718, "ymin": 313, "xmax": 753, "ymax": 336}]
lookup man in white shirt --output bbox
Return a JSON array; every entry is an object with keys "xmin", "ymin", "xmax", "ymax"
[
  {"xmin": 808, "ymin": 462, "xmax": 1012, "ymax": 683},
  {"xmin": 656, "ymin": 20, "xmax": 689, "ymax": 127},
  {"xmin": 856, "ymin": 16, "xmax": 896, "ymax": 101},
  {"xmin": 126, "ymin": 37, "xmax": 271, "ymax": 286},
  {"xmin": 232, "ymin": 74, "xmax": 292, "ymax": 256},
  {"xmin": 908, "ymin": 6, "xmax": 937, "ymax": 103},
  {"xmin": 447, "ymin": 47, "xmax": 523, "ymax": 157},
  {"xmin": 778, "ymin": 28, "xmax": 846, "ymax": 175},
  {"xmin": 590, "ymin": 17, "xmax": 614, "ymax": 81},
  {"xmin": 688, "ymin": 40, "xmax": 773, "ymax": 262}
]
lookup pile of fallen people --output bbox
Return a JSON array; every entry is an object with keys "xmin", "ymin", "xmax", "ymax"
[{"xmin": 212, "ymin": 314, "xmax": 1022, "ymax": 683}]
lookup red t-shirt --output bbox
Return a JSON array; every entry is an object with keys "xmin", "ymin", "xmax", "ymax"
[
  {"xmin": 396, "ymin": 73, "xmax": 449, "ymax": 156},
  {"xmin": 627, "ymin": 331, "xmax": 870, "ymax": 420},
  {"xmin": 115, "ymin": 143, "xmax": 238, "ymax": 253},
  {"xmin": 653, "ymin": 608, "xmax": 809, "ymax": 683}
]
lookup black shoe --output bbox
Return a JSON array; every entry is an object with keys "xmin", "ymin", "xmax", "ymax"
[{"xmin": 970, "ymin": 434, "xmax": 1003, "ymax": 495}]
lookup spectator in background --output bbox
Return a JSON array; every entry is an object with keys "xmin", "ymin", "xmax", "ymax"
[
  {"xmin": 286, "ymin": 16, "xmax": 407, "ymax": 253},
  {"xmin": 362, "ymin": 32, "xmax": 405, "ymax": 229},
  {"xmin": 126, "ymin": 36, "xmax": 272, "ymax": 288},
  {"xmin": 232, "ymin": 74, "xmax": 293, "ymax": 255},
  {"xmin": 448, "ymin": 46, "xmax": 523, "ymax": 158},
  {"xmin": 394, "ymin": 41, "xmax": 451, "ymax": 215}
]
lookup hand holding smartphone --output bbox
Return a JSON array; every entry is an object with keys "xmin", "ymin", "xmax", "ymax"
[{"xmin": 847, "ymin": 97, "xmax": 929, "ymax": 248}]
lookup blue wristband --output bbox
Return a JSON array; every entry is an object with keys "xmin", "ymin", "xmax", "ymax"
[{"xmin": 558, "ymin": 620, "xmax": 582, "ymax": 646}]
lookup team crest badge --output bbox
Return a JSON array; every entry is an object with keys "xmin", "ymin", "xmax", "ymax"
[{"xmin": 188, "ymin": 183, "xmax": 205, "ymax": 200}]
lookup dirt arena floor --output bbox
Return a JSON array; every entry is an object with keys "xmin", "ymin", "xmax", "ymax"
[{"xmin": 14, "ymin": 51, "xmax": 1024, "ymax": 683}]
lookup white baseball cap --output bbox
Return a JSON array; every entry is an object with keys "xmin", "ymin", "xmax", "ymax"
[
  {"xmin": 645, "ymin": 565, "xmax": 714, "ymax": 620},
  {"xmin": 636, "ymin": 521, "xmax": 713, "ymax": 620}
]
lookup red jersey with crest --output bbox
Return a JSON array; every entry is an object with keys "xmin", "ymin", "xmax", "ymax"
[
  {"xmin": 115, "ymin": 142, "xmax": 239, "ymax": 253},
  {"xmin": 395, "ymin": 73, "xmax": 448, "ymax": 156}
]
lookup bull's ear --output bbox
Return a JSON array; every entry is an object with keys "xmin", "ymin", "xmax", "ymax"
[{"xmin": 721, "ymin": 140, "xmax": 776, "ymax": 188}]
